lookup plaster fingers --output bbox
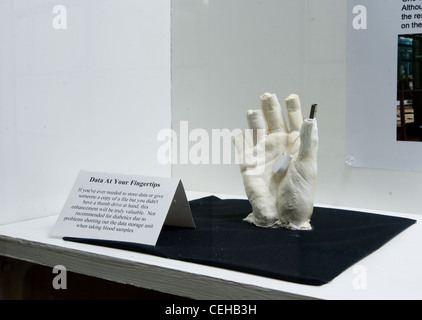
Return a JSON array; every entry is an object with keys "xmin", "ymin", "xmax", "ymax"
[
  {"xmin": 260, "ymin": 93, "xmax": 288, "ymax": 134},
  {"xmin": 247, "ymin": 109, "xmax": 266, "ymax": 146},
  {"xmin": 285, "ymin": 94, "xmax": 304, "ymax": 133}
]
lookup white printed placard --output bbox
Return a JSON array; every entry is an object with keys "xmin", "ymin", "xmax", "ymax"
[
  {"xmin": 347, "ymin": 0, "xmax": 422, "ymax": 171},
  {"xmin": 50, "ymin": 170, "xmax": 195, "ymax": 246}
]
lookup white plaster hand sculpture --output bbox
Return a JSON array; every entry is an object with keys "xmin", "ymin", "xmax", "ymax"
[{"xmin": 235, "ymin": 93, "xmax": 318, "ymax": 230}]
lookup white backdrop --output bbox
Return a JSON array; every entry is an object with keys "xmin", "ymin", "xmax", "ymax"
[
  {"xmin": 0, "ymin": 0, "xmax": 171, "ymax": 225},
  {"xmin": 172, "ymin": 0, "xmax": 422, "ymax": 216}
]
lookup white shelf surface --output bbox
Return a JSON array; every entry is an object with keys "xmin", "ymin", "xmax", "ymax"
[{"xmin": 0, "ymin": 191, "xmax": 421, "ymax": 300}]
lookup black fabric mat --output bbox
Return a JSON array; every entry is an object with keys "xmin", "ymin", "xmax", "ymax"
[{"xmin": 65, "ymin": 196, "xmax": 416, "ymax": 286}]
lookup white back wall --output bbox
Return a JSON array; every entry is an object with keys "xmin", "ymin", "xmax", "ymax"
[
  {"xmin": 172, "ymin": 0, "xmax": 422, "ymax": 215},
  {"xmin": 0, "ymin": 0, "xmax": 171, "ymax": 225}
]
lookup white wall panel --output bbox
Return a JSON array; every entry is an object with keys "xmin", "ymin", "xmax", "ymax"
[{"xmin": 0, "ymin": 0, "xmax": 171, "ymax": 225}]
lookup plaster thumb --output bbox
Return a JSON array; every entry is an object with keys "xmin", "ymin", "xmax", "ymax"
[{"xmin": 297, "ymin": 119, "xmax": 318, "ymax": 163}]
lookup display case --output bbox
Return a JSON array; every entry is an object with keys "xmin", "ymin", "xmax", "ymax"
[
  {"xmin": 1, "ymin": 0, "xmax": 422, "ymax": 301},
  {"xmin": 0, "ymin": 0, "xmax": 171, "ymax": 226}
]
